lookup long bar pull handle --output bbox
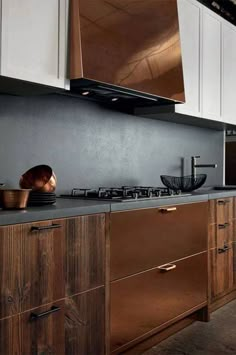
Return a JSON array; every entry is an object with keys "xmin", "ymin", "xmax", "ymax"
[
  {"xmin": 159, "ymin": 207, "xmax": 177, "ymax": 213},
  {"xmin": 158, "ymin": 263, "xmax": 176, "ymax": 272},
  {"xmin": 30, "ymin": 306, "xmax": 60, "ymax": 321},
  {"xmin": 31, "ymin": 224, "xmax": 62, "ymax": 232}
]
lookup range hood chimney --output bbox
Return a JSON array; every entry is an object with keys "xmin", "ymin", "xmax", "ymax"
[{"xmin": 70, "ymin": 0, "xmax": 185, "ymax": 109}]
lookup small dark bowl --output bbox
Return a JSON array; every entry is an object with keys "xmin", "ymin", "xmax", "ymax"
[{"xmin": 160, "ymin": 174, "xmax": 207, "ymax": 192}]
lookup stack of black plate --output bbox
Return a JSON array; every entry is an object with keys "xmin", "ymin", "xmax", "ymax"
[{"xmin": 28, "ymin": 191, "xmax": 56, "ymax": 206}]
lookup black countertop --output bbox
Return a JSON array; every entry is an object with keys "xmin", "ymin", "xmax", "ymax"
[{"xmin": 0, "ymin": 188, "xmax": 236, "ymax": 226}]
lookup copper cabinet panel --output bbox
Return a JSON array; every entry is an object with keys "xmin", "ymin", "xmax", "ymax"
[
  {"xmin": 110, "ymin": 252, "xmax": 207, "ymax": 352},
  {"xmin": 110, "ymin": 202, "xmax": 208, "ymax": 281},
  {"xmin": 210, "ymin": 244, "xmax": 233, "ymax": 299},
  {"xmin": 70, "ymin": 0, "xmax": 185, "ymax": 102}
]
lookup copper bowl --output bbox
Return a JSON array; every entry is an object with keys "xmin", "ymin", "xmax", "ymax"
[
  {"xmin": 19, "ymin": 165, "xmax": 57, "ymax": 192},
  {"xmin": 1, "ymin": 189, "xmax": 31, "ymax": 209}
]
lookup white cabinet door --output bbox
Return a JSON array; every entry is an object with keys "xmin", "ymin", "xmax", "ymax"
[
  {"xmin": 222, "ymin": 23, "xmax": 236, "ymax": 125},
  {"xmin": 176, "ymin": 0, "xmax": 201, "ymax": 117},
  {"xmin": 202, "ymin": 9, "xmax": 221, "ymax": 121},
  {"xmin": 1, "ymin": 0, "xmax": 68, "ymax": 89}
]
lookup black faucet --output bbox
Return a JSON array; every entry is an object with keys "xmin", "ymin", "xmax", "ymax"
[{"xmin": 191, "ymin": 156, "xmax": 217, "ymax": 178}]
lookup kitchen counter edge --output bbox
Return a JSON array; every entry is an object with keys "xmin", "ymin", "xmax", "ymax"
[{"xmin": 0, "ymin": 189, "xmax": 236, "ymax": 226}]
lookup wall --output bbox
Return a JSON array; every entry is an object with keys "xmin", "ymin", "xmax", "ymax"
[{"xmin": 0, "ymin": 94, "xmax": 224, "ymax": 194}]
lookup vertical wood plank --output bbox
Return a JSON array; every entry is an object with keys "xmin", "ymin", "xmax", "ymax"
[
  {"xmin": 0, "ymin": 315, "xmax": 21, "ymax": 355},
  {"xmin": 21, "ymin": 220, "xmax": 65, "ymax": 311},
  {"xmin": 65, "ymin": 214, "xmax": 105, "ymax": 296},
  {"xmin": 65, "ymin": 288, "xmax": 105, "ymax": 355},
  {"xmin": 0, "ymin": 225, "xmax": 21, "ymax": 318}
]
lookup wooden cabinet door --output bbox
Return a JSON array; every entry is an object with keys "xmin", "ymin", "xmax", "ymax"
[
  {"xmin": 176, "ymin": 0, "xmax": 201, "ymax": 116},
  {"xmin": 210, "ymin": 244, "xmax": 233, "ymax": 299},
  {"xmin": 111, "ymin": 202, "xmax": 207, "ymax": 281},
  {"xmin": 202, "ymin": 8, "xmax": 221, "ymax": 121},
  {"xmin": 1, "ymin": 0, "xmax": 68, "ymax": 89},
  {"xmin": 222, "ymin": 22, "xmax": 236, "ymax": 124},
  {"xmin": 21, "ymin": 300, "xmax": 65, "ymax": 355},
  {"xmin": 111, "ymin": 252, "xmax": 207, "ymax": 353},
  {"xmin": 65, "ymin": 214, "xmax": 105, "ymax": 296},
  {"xmin": 21, "ymin": 220, "xmax": 65, "ymax": 312},
  {"xmin": 0, "ymin": 225, "xmax": 21, "ymax": 318},
  {"xmin": 0, "ymin": 316, "xmax": 20, "ymax": 355},
  {"xmin": 65, "ymin": 287, "xmax": 105, "ymax": 355}
]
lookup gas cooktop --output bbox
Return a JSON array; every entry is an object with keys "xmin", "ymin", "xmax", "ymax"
[{"xmin": 60, "ymin": 186, "xmax": 191, "ymax": 202}]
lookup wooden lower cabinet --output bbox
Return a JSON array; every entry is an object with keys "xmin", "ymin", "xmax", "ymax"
[
  {"xmin": 110, "ymin": 252, "xmax": 207, "ymax": 353},
  {"xmin": 210, "ymin": 243, "xmax": 233, "ymax": 299},
  {"xmin": 0, "ymin": 316, "xmax": 20, "ymax": 355},
  {"xmin": 21, "ymin": 301, "xmax": 65, "ymax": 355},
  {"xmin": 65, "ymin": 287, "xmax": 105, "ymax": 355}
]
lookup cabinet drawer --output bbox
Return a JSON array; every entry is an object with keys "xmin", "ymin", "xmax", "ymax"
[
  {"xmin": 0, "ymin": 220, "xmax": 64, "ymax": 317},
  {"xmin": 111, "ymin": 252, "xmax": 207, "ymax": 352},
  {"xmin": 21, "ymin": 300, "xmax": 65, "ymax": 355},
  {"xmin": 210, "ymin": 244, "xmax": 233, "ymax": 299},
  {"xmin": 111, "ymin": 203, "xmax": 207, "ymax": 280},
  {"xmin": 209, "ymin": 222, "xmax": 233, "ymax": 249},
  {"xmin": 209, "ymin": 198, "xmax": 233, "ymax": 224}
]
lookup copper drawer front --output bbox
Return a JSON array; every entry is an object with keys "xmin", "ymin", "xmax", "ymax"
[
  {"xmin": 110, "ymin": 202, "xmax": 208, "ymax": 281},
  {"xmin": 110, "ymin": 252, "xmax": 207, "ymax": 353}
]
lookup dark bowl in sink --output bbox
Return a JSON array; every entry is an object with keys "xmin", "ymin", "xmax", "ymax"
[{"xmin": 160, "ymin": 174, "xmax": 207, "ymax": 192}]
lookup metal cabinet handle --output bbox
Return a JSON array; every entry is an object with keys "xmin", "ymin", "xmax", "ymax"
[
  {"xmin": 158, "ymin": 263, "xmax": 176, "ymax": 272},
  {"xmin": 218, "ymin": 200, "xmax": 230, "ymax": 205},
  {"xmin": 30, "ymin": 306, "xmax": 60, "ymax": 321},
  {"xmin": 31, "ymin": 224, "xmax": 62, "ymax": 232},
  {"xmin": 218, "ymin": 223, "xmax": 230, "ymax": 229},
  {"xmin": 218, "ymin": 245, "xmax": 230, "ymax": 254},
  {"xmin": 159, "ymin": 207, "xmax": 177, "ymax": 213}
]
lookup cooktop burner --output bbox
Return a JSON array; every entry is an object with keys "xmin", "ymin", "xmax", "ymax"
[{"xmin": 60, "ymin": 186, "xmax": 191, "ymax": 202}]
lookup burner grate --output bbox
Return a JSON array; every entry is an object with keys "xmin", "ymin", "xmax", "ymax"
[{"xmin": 61, "ymin": 186, "xmax": 184, "ymax": 202}]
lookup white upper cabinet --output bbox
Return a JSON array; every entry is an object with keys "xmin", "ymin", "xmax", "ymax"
[
  {"xmin": 0, "ymin": 0, "xmax": 69, "ymax": 89},
  {"xmin": 222, "ymin": 23, "xmax": 236, "ymax": 125},
  {"xmin": 177, "ymin": 0, "xmax": 236, "ymax": 125},
  {"xmin": 176, "ymin": 0, "xmax": 201, "ymax": 117},
  {"xmin": 201, "ymin": 8, "xmax": 222, "ymax": 121}
]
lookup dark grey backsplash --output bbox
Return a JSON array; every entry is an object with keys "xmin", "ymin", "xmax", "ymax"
[{"xmin": 0, "ymin": 94, "xmax": 223, "ymax": 193}]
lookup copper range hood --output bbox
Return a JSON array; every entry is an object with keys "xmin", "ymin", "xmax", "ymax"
[{"xmin": 70, "ymin": 0, "xmax": 185, "ymax": 109}]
